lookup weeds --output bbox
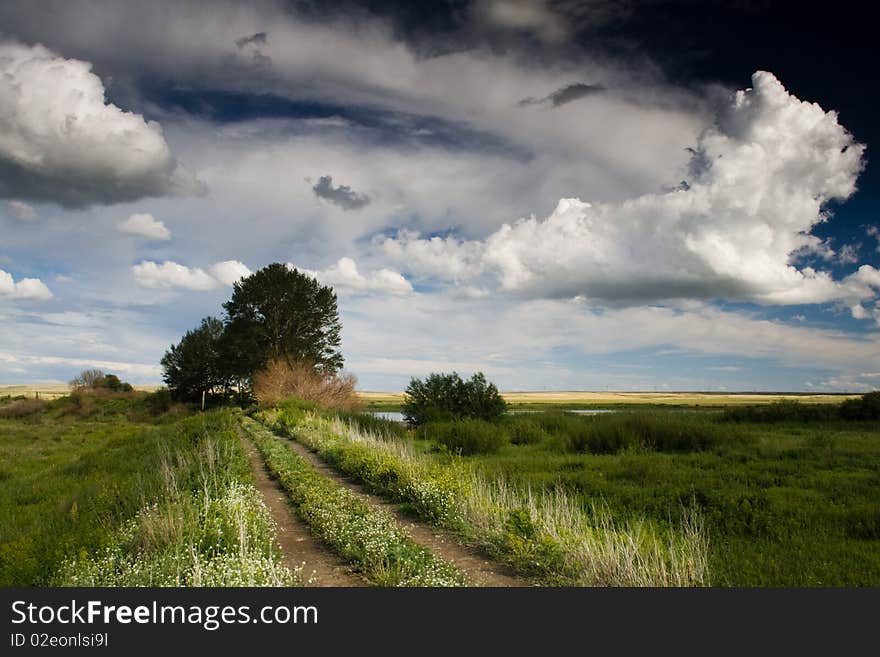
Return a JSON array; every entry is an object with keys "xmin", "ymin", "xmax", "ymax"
[{"xmin": 241, "ymin": 417, "xmax": 466, "ymax": 586}]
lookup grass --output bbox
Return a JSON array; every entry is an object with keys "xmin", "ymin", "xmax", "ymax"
[
  {"xmin": 241, "ymin": 416, "xmax": 466, "ymax": 587},
  {"xmin": 469, "ymin": 412, "xmax": 880, "ymax": 586},
  {"xmin": 1, "ymin": 397, "xmax": 293, "ymax": 586},
  {"xmin": 258, "ymin": 406, "xmax": 710, "ymax": 585}
]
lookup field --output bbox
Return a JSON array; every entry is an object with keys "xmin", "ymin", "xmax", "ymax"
[
  {"xmin": 0, "ymin": 383, "xmax": 161, "ymax": 400},
  {"xmin": 359, "ymin": 390, "xmax": 859, "ymax": 409},
  {"xmin": 3, "ymin": 388, "xmax": 878, "ymax": 587}
]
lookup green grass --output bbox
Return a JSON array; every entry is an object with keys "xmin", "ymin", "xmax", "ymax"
[
  {"xmin": 258, "ymin": 407, "xmax": 710, "ymax": 585},
  {"xmin": 468, "ymin": 414, "xmax": 880, "ymax": 585},
  {"xmin": 1, "ymin": 397, "xmax": 293, "ymax": 586}
]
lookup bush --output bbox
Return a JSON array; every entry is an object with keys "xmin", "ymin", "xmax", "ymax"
[
  {"xmin": 253, "ymin": 359, "xmax": 361, "ymax": 411},
  {"xmin": 508, "ymin": 420, "xmax": 549, "ymax": 445},
  {"xmin": 721, "ymin": 401, "xmax": 839, "ymax": 423},
  {"xmin": 69, "ymin": 369, "xmax": 135, "ymax": 393},
  {"xmin": 839, "ymin": 391, "xmax": 880, "ymax": 420},
  {"xmin": 143, "ymin": 388, "xmax": 173, "ymax": 415},
  {"xmin": 419, "ymin": 419, "xmax": 509, "ymax": 455},
  {"xmin": 0, "ymin": 398, "xmax": 48, "ymax": 419},
  {"xmin": 403, "ymin": 372, "xmax": 507, "ymax": 426}
]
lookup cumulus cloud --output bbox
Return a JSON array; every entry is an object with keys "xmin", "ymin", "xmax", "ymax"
[
  {"xmin": 311, "ymin": 175, "xmax": 370, "ymax": 210},
  {"xmin": 117, "ymin": 213, "xmax": 171, "ymax": 240},
  {"xmin": 381, "ymin": 72, "xmax": 877, "ymax": 311},
  {"xmin": 0, "ymin": 40, "xmax": 204, "ymax": 207},
  {"xmin": 208, "ymin": 260, "xmax": 252, "ymax": 286},
  {"xmin": 132, "ymin": 261, "xmax": 218, "ymax": 291},
  {"xmin": 518, "ymin": 82, "xmax": 604, "ymax": 107},
  {"xmin": 296, "ymin": 257, "xmax": 412, "ymax": 296},
  {"xmin": 132, "ymin": 259, "xmax": 252, "ymax": 290},
  {"xmin": 0, "ymin": 268, "xmax": 52, "ymax": 300},
  {"xmin": 6, "ymin": 200, "xmax": 36, "ymax": 221}
]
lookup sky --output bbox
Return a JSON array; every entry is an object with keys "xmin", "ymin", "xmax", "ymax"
[{"xmin": 1, "ymin": 0, "xmax": 878, "ymax": 392}]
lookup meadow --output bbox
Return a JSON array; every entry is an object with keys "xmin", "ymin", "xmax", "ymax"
[
  {"xmin": 349, "ymin": 401, "xmax": 880, "ymax": 585},
  {"xmin": 3, "ymin": 387, "xmax": 877, "ymax": 587},
  {"xmin": 0, "ymin": 393, "xmax": 293, "ymax": 586}
]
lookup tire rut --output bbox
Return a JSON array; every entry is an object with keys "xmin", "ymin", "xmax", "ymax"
[
  {"xmin": 238, "ymin": 427, "xmax": 368, "ymax": 587},
  {"xmin": 276, "ymin": 430, "xmax": 528, "ymax": 587}
]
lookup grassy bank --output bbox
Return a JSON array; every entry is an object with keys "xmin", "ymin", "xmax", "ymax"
[{"xmin": 1, "ymin": 395, "xmax": 294, "ymax": 586}]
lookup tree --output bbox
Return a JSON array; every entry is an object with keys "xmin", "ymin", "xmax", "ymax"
[
  {"xmin": 70, "ymin": 369, "xmax": 105, "ymax": 389},
  {"xmin": 223, "ymin": 263, "xmax": 343, "ymax": 374},
  {"xmin": 402, "ymin": 372, "xmax": 507, "ymax": 426},
  {"xmin": 160, "ymin": 317, "xmax": 225, "ymax": 402}
]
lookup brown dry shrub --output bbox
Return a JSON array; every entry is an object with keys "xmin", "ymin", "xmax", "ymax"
[
  {"xmin": 253, "ymin": 359, "xmax": 362, "ymax": 411},
  {"xmin": 0, "ymin": 398, "xmax": 48, "ymax": 419}
]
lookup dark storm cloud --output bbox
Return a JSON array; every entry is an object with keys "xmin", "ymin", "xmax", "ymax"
[
  {"xmin": 235, "ymin": 31, "xmax": 268, "ymax": 48},
  {"xmin": 518, "ymin": 82, "xmax": 604, "ymax": 108},
  {"xmin": 311, "ymin": 175, "xmax": 370, "ymax": 210}
]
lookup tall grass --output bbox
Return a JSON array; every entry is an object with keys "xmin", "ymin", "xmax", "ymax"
[
  {"xmin": 261, "ymin": 409, "xmax": 711, "ymax": 586},
  {"xmin": 53, "ymin": 412, "xmax": 296, "ymax": 586},
  {"xmin": 253, "ymin": 359, "xmax": 361, "ymax": 411}
]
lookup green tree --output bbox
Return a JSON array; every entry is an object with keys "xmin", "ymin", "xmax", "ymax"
[
  {"xmin": 222, "ymin": 263, "xmax": 343, "ymax": 374},
  {"xmin": 160, "ymin": 317, "xmax": 225, "ymax": 402},
  {"xmin": 402, "ymin": 372, "xmax": 507, "ymax": 426}
]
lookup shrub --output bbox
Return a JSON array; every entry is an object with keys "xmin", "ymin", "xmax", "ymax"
[
  {"xmin": 403, "ymin": 372, "xmax": 507, "ymax": 426},
  {"xmin": 69, "ymin": 369, "xmax": 135, "ymax": 393},
  {"xmin": 253, "ymin": 359, "xmax": 361, "ymax": 411},
  {"xmin": 143, "ymin": 388, "xmax": 173, "ymax": 415},
  {"xmin": 839, "ymin": 391, "xmax": 880, "ymax": 420},
  {"xmin": 721, "ymin": 401, "xmax": 839, "ymax": 423},
  {"xmin": 69, "ymin": 368, "xmax": 106, "ymax": 388},
  {"xmin": 508, "ymin": 420, "xmax": 549, "ymax": 445},
  {"xmin": 419, "ymin": 419, "xmax": 509, "ymax": 455},
  {"xmin": 0, "ymin": 398, "xmax": 48, "ymax": 419}
]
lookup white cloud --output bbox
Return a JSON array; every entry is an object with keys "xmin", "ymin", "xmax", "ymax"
[
  {"xmin": 132, "ymin": 259, "xmax": 253, "ymax": 290},
  {"xmin": 0, "ymin": 40, "xmax": 203, "ymax": 207},
  {"xmin": 0, "ymin": 268, "xmax": 52, "ymax": 300},
  {"xmin": 117, "ymin": 213, "xmax": 171, "ymax": 240},
  {"xmin": 209, "ymin": 260, "xmax": 252, "ymax": 286},
  {"xmin": 131, "ymin": 260, "xmax": 218, "ymax": 291},
  {"xmin": 6, "ymin": 200, "xmax": 36, "ymax": 221},
  {"xmin": 297, "ymin": 257, "xmax": 413, "ymax": 296},
  {"xmin": 380, "ymin": 72, "xmax": 873, "ymax": 311}
]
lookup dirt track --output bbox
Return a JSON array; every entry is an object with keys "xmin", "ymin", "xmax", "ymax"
[
  {"xmin": 277, "ymin": 431, "xmax": 527, "ymax": 587},
  {"xmin": 239, "ymin": 429, "xmax": 368, "ymax": 586}
]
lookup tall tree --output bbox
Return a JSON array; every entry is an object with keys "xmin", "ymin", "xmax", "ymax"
[
  {"xmin": 160, "ymin": 317, "xmax": 225, "ymax": 402},
  {"xmin": 222, "ymin": 263, "xmax": 344, "ymax": 374}
]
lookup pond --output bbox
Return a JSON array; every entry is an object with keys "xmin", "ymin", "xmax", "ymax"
[
  {"xmin": 367, "ymin": 409, "xmax": 618, "ymax": 422},
  {"xmin": 368, "ymin": 411, "xmax": 407, "ymax": 422}
]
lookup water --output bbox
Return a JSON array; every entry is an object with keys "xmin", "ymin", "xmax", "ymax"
[
  {"xmin": 368, "ymin": 411, "xmax": 406, "ymax": 422},
  {"xmin": 367, "ymin": 409, "xmax": 617, "ymax": 421}
]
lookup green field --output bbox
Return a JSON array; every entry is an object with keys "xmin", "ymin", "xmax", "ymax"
[
  {"xmin": 0, "ymin": 394, "xmax": 293, "ymax": 586},
  {"xmin": 3, "ymin": 390, "xmax": 878, "ymax": 586},
  {"xmin": 473, "ymin": 417, "xmax": 879, "ymax": 585}
]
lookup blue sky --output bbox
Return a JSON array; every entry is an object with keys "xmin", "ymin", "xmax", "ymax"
[{"xmin": 0, "ymin": 1, "xmax": 878, "ymax": 392}]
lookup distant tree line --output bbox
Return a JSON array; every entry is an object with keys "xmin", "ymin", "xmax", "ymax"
[{"xmin": 160, "ymin": 263, "xmax": 344, "ymax": 404}]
